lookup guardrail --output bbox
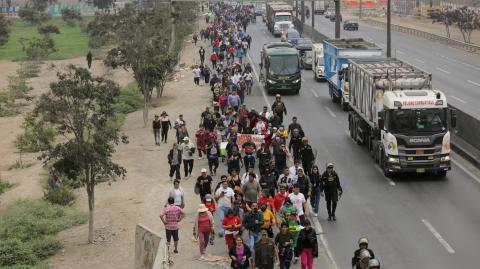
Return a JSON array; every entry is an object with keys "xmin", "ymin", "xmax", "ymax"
[{"xmin": 362, "ymin": 18, "xmax": 480, "ymax": 54}]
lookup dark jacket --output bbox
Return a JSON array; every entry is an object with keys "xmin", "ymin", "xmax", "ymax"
[
  {"xmin": 206, "ymin": 142, "xmax": 220, "ymax": 160},
  {"xmin": 254, "ymin": 239, "xmax": 276, "ymax": 267},
  {"xmin": 229, "ymin": 243, "xmax": 251, "ymax": 269},
  {"xmin": 296, "ymin": 227, "xmax": 318, "ymax": 257},
  {"xmin": 351, "ymin": 248, "xmax": 375, "ymax": 267},
  {"xmin": 259, "ymin": 172, "xmax": 277, "ymax": 191},
  {"xmin": 242, "ymin": 210, "xmax": 264, "ymax": 233},
  {"xmin": 300, "ymin": 144, "xmax": 315, "ymax": 165},
  {"xmin": 296, "ymin": 175, "xmax": 312, "ymax": 197},
  {"xmin": 320, "ymin": 170, "xmax": 342, "ymax": 194},
  {"xmin": 167, "ymin": 149, "xmax": 182, "ymax": 165},
  {"xmin": 153, "ymin": 119, "xmax": 161, "ymax": 130}
]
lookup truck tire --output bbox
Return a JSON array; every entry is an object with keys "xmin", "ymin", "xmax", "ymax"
[
  {"xmin": 380, "ymin": 150, "xmax": 392, "ymax": 178},
  {"xmin": 436, "ymin": 170, "xmax": 447, "ymax": 178}
]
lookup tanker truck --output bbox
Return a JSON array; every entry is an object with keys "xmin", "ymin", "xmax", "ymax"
[{"xmin": 347, "ymin": 58, "xmax": 456, "ymax": 177}]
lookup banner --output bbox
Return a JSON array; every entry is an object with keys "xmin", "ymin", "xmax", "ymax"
[{"xmin": 236, "ymin": 134, "xmax": 265, "ymax": 148}]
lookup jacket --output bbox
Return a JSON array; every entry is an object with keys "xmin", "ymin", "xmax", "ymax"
[
  {"xmin": 320, "ymin": 170, "xmax": 342, "ymax": 194},
  {"xmin": 229, "ymin": 243, "xmax": 251, "ymax": 269},
  {"xmin": 296, "ymin": 227, "xmax": 318, "ymax": 257},
  {"xmin": 242, "ymin": 210, "xmax": 264, "ymax": 233},
  {"xmin": 168, "ymin": 149, "xmax": 182, "ymax": 165},
  {"xmin": 296, "ymin": 175, "xmax": 312, "ymax": 196}
]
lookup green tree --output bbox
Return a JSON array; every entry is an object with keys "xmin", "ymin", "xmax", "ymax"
[
  {"xmin": 18, "ymin": 7, "xmax": 51, "ymax": 24},
  {"xmin": 453, "ymin": 7, "xmax": 480, "ymax": 43},
  {"xmin": 61, "ymin": 8, "xmax": 82, "ymax": 27},
  {"xmin": 0, "ymin": 14, "xmax": 10, "ymax": 46},
  {"xmin": 37, "ymin": 23, "xmax": 60, "ymax": 35},
  {"xmin": 33, "ymin": 65, "xmax": 126, "ymax": 243},
  {"xmin": 19, "ymin": 35, "xmax": 57, "ymax": 60}
]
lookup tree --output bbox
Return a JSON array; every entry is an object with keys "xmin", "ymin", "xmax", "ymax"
[
  {"xmin": 37, "ymin": 23, "xmax": 60, "ymax": 35},
  {"xmin": 28, "ymin": 0, "xmax": 56, "ymax": 11},
  {"xmin": 454, "ymin": 7, "xmax": 480, "ymax": 43},
  {"xmin": 18, "ymin": 7, "xmax": 51, "ymax": 25},
  {"xmin": 0, "ymin": 14, "xmax": 10, "ymax": 46},
  {"xmin": 431, "ymin": 9, "xmax": 455, "ymax": 38},
  {"xmin": 33, "ymin": 65, "xmax": 126, "ymax": 243},
  {"xmin": 61, "ymin": 8, "xmax": 82, "ymax": 26},
  {"xmin": 19, "ymin": 35, "xmax": 57, "ymax": 60}
]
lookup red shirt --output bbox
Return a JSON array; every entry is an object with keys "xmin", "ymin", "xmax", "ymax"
[
  {"xmin": 205, "ymin": 201, "xmax": 216, "ymax": 213},
  {"xmin": 258, "ymin": 197, "xmax": 275, "ymax": 213},
  {"xmin": 274, "ymin": 192, "xmax": 289, "ymax": 212},
  {"xmin": 222, "ymin": 215, "xmax": 241, "ymax": 232}
]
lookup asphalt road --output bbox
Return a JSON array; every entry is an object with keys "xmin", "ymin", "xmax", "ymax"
[
  {"xmin": 304, "ymin": 14, "xmax": 480, "ymax": 119},
  {"xmin": 244, "ymin": 20, "xmax": 480, "ymax": 269}
]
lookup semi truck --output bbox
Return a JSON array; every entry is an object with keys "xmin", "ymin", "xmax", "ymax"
[
  {"xmin": 347, "ymin": 58, "xmax": 456, "ymax": 177},
  {"xmin": 314, "ymin": 0, "xmax": 326, "ymax": 14},
  {"xmin": 312, "ymin": 43, "xmax": 325, "ymax": 81},
  {"xmin": 323, "ymin": 38, "xmax": 382, "ymax": 110},
  {"xmin": 266, "ymin": 2, "xmax": 294, "ymax": 36},
  {"xmin": 260, "ymin": 42, "xmax": 301, "ymax": 94}
]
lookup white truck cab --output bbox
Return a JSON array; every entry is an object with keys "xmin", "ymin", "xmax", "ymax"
[{"xmin": 312, "ymin": 43, "xmax": 325, "ymax": 81}]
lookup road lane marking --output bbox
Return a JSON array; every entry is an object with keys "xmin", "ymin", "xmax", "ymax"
[
  {"xmin": 451, "ymin": 159, "xmax": 480, "ymax": 184},
  {"xmin": 325, "ymin": 106, "xmax": 336, "ymax": 118},
  {"xmin": 414, "ymin": 58, "xmax": 425, "ymax": 63},
  {"xmin": 396, "ymin": 50, "xmax": 405, "ymax": 55},
  {"xmin": 374, "ymin": 166, "xmax": 396, "ymax": 186},
  {"xmin": 422, "ymin": 219, "xmax": 455, "ymax": 254},
  {"xmin": 449, "ymin": 95, "xmax": 467, "ymax": 104},
  {"xmin": 435, "ymin": 67, "xmax": 451, "ymax": 74},
  {"xmin": 467, "ymin": 80, "xmax": 480, "ymax": 87},
  {"xmin": 310, "ymin": 89, "xmax": 319, "ymax": 98},
  {"xmin": 345, "ymin": 129, "xmax": 349, "ymax": 136},
  {"xmin": 246, "ymin": 51, "xmax": 271, "ymax": 108},
  {"xmin": 462, "ymin": 63, "xmax": 480, "ymax": 71},
  {"xmin": 311, "ymin": 216, "xmax": 339, "ymax": 269}
]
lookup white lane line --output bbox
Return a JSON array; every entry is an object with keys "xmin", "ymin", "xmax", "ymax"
[
  {"xmin": 422, "ymin": 219, "xmax": 455, "ymax": 254},
  {"xmin": 311, "ymin": 216, "xmax": 339, "ymax": 269},
  {"xmin": 345, "ymin": 129, "xmax": 350, "ymax": 136},
  {"xmin": 414, "ymin": 58, "xmax": 425, "ymax": 63},
  {"xmin": 374, "ymin": 166, "xmax": 397, "ymax": 186},
  {"xmin": 396, "ymin": 50, "xmax": 405, "ymax": 55},
  {"xmin": 246, "ymin": 51, "xmax": 271, "ymax": 108},
  {"xmin": 462, "ymin": 63, "xmax": 480, "ymax": 71},
  {"xmin": 325, "ymin": 106, "xmax": 336, "ymax": 118},
  {"xmin": 451, "ymin": 159, "xmax": 480, "ymax": 184},
  {"xmin": 310, "ymin": 88, "xmax": 319, "ymax": 98},
  {"xmin": 435, "ymin": 67, "xmax": 451, "ymax": 74},
  {"xmin": 449, "ymin": 95, "xmax": 467, "ymax": 104},
  {"xmin": 467, "ymin": 80, "xmax": 480, "ymax": 87},
  {"xmin": 378, "ymin": 42, "xmax": 386, "ymax": 47}
]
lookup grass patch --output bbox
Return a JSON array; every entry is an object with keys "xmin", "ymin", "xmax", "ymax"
[
  {"xmin": 0, "ymin": 18, "xmax": 91, "ymax": 60},
  {"xmin": 114, "ymin": 82, "xmax": 143, "ymax": 115},
  {"xmin": 0, "ymin": 180, "xmax": 12, "ymax": 194},
  {"xmin": 0, "ymin": 199, "xmax": 87, "ymax": 267},
  {"xmin": 8, "ymin": 161, "xmax": 34, "ymax": 171}
]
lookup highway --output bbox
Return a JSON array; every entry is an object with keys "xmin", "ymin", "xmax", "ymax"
[
  {"xmin": 304, "ymin": 14, "xmax": 480, "ymax": 119},
  {"xmin": 245, "ymin": 20, "xmax": 480, "ymax": 268}
]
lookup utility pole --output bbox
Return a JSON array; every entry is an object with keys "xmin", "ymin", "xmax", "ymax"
[
  {"xmin": 311, "ymin": 0, "xmax": 315, "ymax": 28},
  {"xmin": 296, "ymin": 0, "xmax": 299, "ymax": 18},
  {"xmin": 335, "ymin": 0, "xmax": 340, "ymax": 38},
  {"xmin": 169, "ymin": 0, "xmax": 175, "ymax": 55},
  {"xmin": 301, "ymin": 0, "xmax": 305, "ymax": 24},
  {"xmin": 387, "ymin": 0, "xmax": 391, "ymax": 57},
  {"xmin": 359, "ymin": 0, "xmax": 363, "ymax": 19}
]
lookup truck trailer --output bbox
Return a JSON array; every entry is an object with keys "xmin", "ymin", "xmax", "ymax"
[
  {"xmin": 347, "ymin": 58, "xmax": 456, "ymax": 177},
  {"xmin": 314, "ymin": 0, "xmax": 326, "ymax": 14},
  {"xmin": 266, "ymin": 2, "xmax": 294, "ymax": 36},
  {"xmin": 323, "ymin": 38, "xmax": 382, "ymax": 110}
]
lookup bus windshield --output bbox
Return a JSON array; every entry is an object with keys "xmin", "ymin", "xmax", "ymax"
[{"xmin": 268, "ymin": 55, "xmax": 299, "ymax": 75}]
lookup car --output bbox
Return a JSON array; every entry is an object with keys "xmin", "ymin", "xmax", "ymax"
[
  {"xmin": 329, "ymin": 14, "xmax": 342, "ymax": 22},
  {"xmin": 295, "ymin": 38, "xmax": 313, "ymax": 52},
  {"xmin": 300, "ymin": 50, "xmax": 313, "ymax": 70},
  {"xmin": 343, "ymin": 20, "xmax": 359, "ymax": 30},
  {"xmin": 324, "ymin": 9, "xmax": 335, "ymax": 18},
  {"xmin": 286, "ymin": 29, "xmax": 300, "ymax": 45}
]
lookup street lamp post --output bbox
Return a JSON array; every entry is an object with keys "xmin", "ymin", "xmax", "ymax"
[
  {"xmin": 312, "ymin": 0, "xmax": 315, "ymax": 28},
  {"xmin": 335, "ymin": 0, "xmax": 340, "ymax": 38},
  {"xmin": 387, "ymin": 0, "xmax": 391, "ymax": 57}
]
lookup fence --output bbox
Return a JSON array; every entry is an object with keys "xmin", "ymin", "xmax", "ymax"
[
  {"xmin": 293, "ymin": 18, "xmax": 329, "ymax": 43},
  {"xmin": 362, "ymin": 18, "xmax": 480, "ymax": 54}
]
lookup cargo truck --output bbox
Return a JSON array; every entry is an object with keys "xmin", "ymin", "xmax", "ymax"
[
  {"xmin": 260, "ymin": 42, "xmax": 301, "ymax": 94},
  {"xmin": 266, "ymin": 2, "xmax": 294, "ymax": 36},
  {"xmin": 314, "ymin": 0, "xmax": 326, "ymax": 14},
  {"xmin": 323, "ymin": 38, "xmax": 382, "ymax": 110},
  {"xmin": 347, "ymin": 58, "xmax": 456, "ymax": 177},
  {"xmin": 312, "ymin": 43, "xmax": 325, "ymax": 81}
]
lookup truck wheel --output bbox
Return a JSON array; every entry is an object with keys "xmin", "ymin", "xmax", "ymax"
[
  {"xmin": 380, "ymin": 152, "xmax": 392, "ymax": 178},
  {"xmin": 436, "ymin": 170, "xmax": 447, "ymax": 178}
]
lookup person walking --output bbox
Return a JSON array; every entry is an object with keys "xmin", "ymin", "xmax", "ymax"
[
  {"xmin": 275, "ymin": 222, "xmax": 294, "ymax": 269},
  {"xmin": 195, "ymin": 125, "xmax": 208, "ymax": 160},
  {"xmin": 196, "ymin": 168, "xmax": 213, "ymax": 201},
  {"xmin": 181, "ymin": 137, "xmax": 195, "ymax": 178},
  {"xmin": 199, "ymin": 46, "xmax": 206, "ymax": 65},
  {"xmin": 243, "ymin": 202, "xmax": 264, "ymax": 254},
  {"xmin": 153, "ymin": 115, "xmax": 161, "ymax": 145},
  {"xmin": 210, "ymin": 52, "xmax": 219, "ymax": 69},
  {"xmin": 300, "ymin": 138, "xmax": 315, "ymax": 176},
  {"xmin": 168, "ymin": 143, "xmax": 182, "ymax": 180},
  {"xmin": 228, "ymin": 89, "xmax": 241, "ymax": 111},
  {"xmin": 241, "ymin": 136, "xmax": 257, "ymax": 172},
  {"xmin": 351, "ymin": 238, "xmax": 376, "ymax": 268},
  {"xmin": 309, "ymin": 165, "xmax": 322, "ymax": 217},
  {"xmin": 215, "ymin": 179, "xmax": 235, "ymax": 237},
  {"xmin": 295, "ymin": 167, "xmax": 312, "ymax": 202},
  {"xmin": 169, "ymin": 179, "xmax": 185, "ymax": 208},
  {"xmin": 86, "ymin": 51, "xmax": 93, "ymax": 69},
  {"xmin": 288, "ymin": 184, "xmax": 308, "ymax": 225},
  {"xmin": 253, "ymin": 230, "xmax": 278, "ymax": 269},
  {"xmin": 160, "ymin": 111, "xmax": 172, "ymax": 143},
  {"xmin": 160, "ymin": 197, "xmax": 185, "ymax": 254},
  {"xmin": 242, "ymin": 173, "xmax": 261, "ymax": 206},
  {"xmin": 296, "ymin": 219, "xmax": 318, "ymax": 269},
  {"xmin": 320, "ymin": 163, "xmax": 343, "ymax": 221},
  {"xmin": 203, "ymin": 65, "xmax": 211, "ymax": 84},
  {"xmin": 271, "ymin": 94, "xmax": 287, "ymax": 124},
  {"xmin": 193, "ymin": 65, "xmax": 201, "ymax": 85},
  {"xmin": 193, "ymin": 32, "xmax": 198, "ymax": 46},
  {"xmin": 193, "ymin": 204, "xmax": 215, "ymax": 260},
  {"xmin": 223, "ymin": 209, "xmax": 242, "ymax": 249},
  {"xmin": 260, "ymin": 202, "xmax": 275, "ymax": 238},
  {"xmin": 206, "ymin": 140, "xmax": 220, "ymax": 175},
  {"xmin": 229, "ymin": 235, "xmax": 251, "ymax": 269}
]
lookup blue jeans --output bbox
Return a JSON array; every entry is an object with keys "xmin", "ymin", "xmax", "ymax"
[
  {"xmin": 310, "ymin": 188, "xmax": 321, "ymax": 214},
  {"xmin": 217, "ymin": 206, "xmax": 230, "ymax": 236},
  {"xmin": 244, "ymin": 154, "xmax": 256, "ymax": 171},
  {"xmin": 248, "ymin": 231, "xmax": 260, "ymax": 252}
]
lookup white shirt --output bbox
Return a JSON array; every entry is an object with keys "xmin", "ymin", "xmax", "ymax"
[
  {"xmin": 241, "ymin": 172, "xmax": 259, "ymax": 185},
  {"xmin": 244, "ymin": 72, "xmax": 252, "ymax": 81},
  {"xmin": 232, "ymin": 73, "xmax": 242, "ymax": 85},
  {"xmin": 289, "ymin": 165, "xmax": 302, "ymax": 182},
  {"xmin": 288, "ymin": 192, "xmax": 306, "ymax": 216},
  {"xmin": 215, "ymin": 187, "xmax": 235, "ymax": 208},
  {"xmin": 278, "ymin": 174, "xmax": 294, "ymax": 188},
  {"xmin": 193, "ymin": 68, "xmax": 201, "ymax": 78},
  {"xmin": 173, "ymin": 189, "xmax": 182, "ymax": 206},
  {"xmin": 180, "ymin": 142, "xmax": 195, "ymax": 160}
]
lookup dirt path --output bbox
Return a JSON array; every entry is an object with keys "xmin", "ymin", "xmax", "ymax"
[{"xmin": 0, "ymin": 57, "xmax": 133, "ymax": 209}]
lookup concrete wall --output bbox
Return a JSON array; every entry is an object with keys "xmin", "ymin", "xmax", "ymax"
[{"xmin": 134, "ymin": 224, "xmax": 165, "ymax": 269}]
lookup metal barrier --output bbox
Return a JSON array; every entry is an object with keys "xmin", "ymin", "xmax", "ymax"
[
  {"xmin": 294, "ymin": 18, "xmax": 329, "ymax": 43},
  {"xmin": 362, "ymin": 19, "xmax": 480, "ymax": 54}
]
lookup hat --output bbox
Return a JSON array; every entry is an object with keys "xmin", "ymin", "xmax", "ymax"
[
  {"xmin": 327, "ymin": 163, "xmax": 334, "ymax": 168},
  {"xmin": 358, "ymin": 237, "xmax": 369, "ymax": 246},
  {"xmin": 260, "ymin": 230, "xmax": 268, "ymax": 236},
  {"xmin": 201, "ymin": 168, "xmax": 207, "ymax": 173},
  {"xmin": 183, "ymin": 137, "xmax": 189, "ymax": 141},
  {"xmin": 198, "ymin": 204, "xmax": 209, "ymax": 213},
  {"xmin": 205, "ymin": 194, "xmax": 213, "ymax": 201},
  {"xmin": 276, "ymin": 94, "xmax": 281, "ymax": 98}
]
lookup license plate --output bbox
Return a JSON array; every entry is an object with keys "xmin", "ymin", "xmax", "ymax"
[
  {"xmin": 279, "ymin": 76, "xmax": 289, "ymax": 80},
  {"xmin": 416, "ymin": 168, "xmax": 425, "ymax": 173},
  {"xmin": 416, "ymin": 149, "xmax": 424, "ymax": 155},
  {"xmin": 408, "ymin": 156, "xmax": 414, "ymax": 161}
]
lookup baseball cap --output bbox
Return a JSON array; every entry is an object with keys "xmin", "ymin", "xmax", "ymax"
[
  {"xmin": 183, "ymin": 137, "xmax": 189, "ymax": 141},
  {"xmin": 327, "ymin": 162, "xmax": 334, "ymax": 168},
  {"xmin": 201, "ymin": 168, "xmax": 207, "ymax": 173}
]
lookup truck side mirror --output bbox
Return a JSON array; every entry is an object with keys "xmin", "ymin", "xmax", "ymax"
[
  {"xmin": 450, "ymin": 108, "xmax": 457, "ymax": 128},
  {"xmin": 378, "ymin": 112, "xmax": 385, "ymax": 130}
]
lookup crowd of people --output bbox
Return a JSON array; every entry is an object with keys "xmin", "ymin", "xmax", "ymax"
[{"xmin": 158, "ymin": 2, "xmax": 381, "ymax": 269}]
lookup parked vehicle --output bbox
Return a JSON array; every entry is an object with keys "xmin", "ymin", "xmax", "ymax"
[
  {"xmin": 286, "ymin": 28, "xmax": 301, "ymax": 45},
  {"xmin": 300, "ymin": 50, "xmax": 313, "ymax": 70},
  {"xmin": 329, "ymin": 13, "xmax": 342, "ymax": 22},
  {"xmin": 324, "ymin": 8, "xmax": 335, "ymax": 18},
  {"xmin": 314, "ymin": 0, "xmax": 326, "ymax": 14},
  {"xmin": 260, "ymin": 42, "xmax": 301, "ymax": 94},
  {"xmin": 323, "ymin": 38, "xmax": 382, "ymax": 110},
  {"xmin": 312, "ymin": 43, "xmax": 325, "ymax": 81},
  {"xmin": 266, "ymin": 2, "xmax": 294, "ymax": 37},
  {"xmin": 295, "ymin": 38, "xmax": 313, "ymax": 52},
  {"xmin": 347, "ymin": 58, "xmax": 456, "ymax": 177},
  {"xmin": 343, "ymin": 20, "xmax": 359, "ymax": 30}
]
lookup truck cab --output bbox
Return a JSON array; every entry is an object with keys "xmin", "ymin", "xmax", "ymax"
[
  {"xmin": 260, "ymin": 42, "xmax": 301, "ymax": 95},
  {"xmin": 312, "ymin": 43, "xmax": 325, "ymax": 81}
]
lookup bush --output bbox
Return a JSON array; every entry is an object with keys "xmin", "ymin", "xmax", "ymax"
[
  {"xmin": 17, "ymin": 62, "xmax": 42, "ymax": 79},
  {"xmin": 18, "ymin": 8, "xmax": 51, "ymax": 25},
  {"xmin": 61, "ymin": 8, "xmax": 82, "ymax": 27},
  {"xmin": 0, "ymin": 239, "xmax": 38, "ymax": 267},
  {"xmin": 15, "ymin": 114, "xmax": 55, "ymax": 153},
  {"xmin": 19, "ymin": 36, "xmax": 57, "ymax": 60},
  {"xmin": 8, "ymin": 161, "xmax": 33, "ymax": 170},
  {"xmin": 29, "ymin": 236, "xmax": 62, "ymax": 259},
  {"xmin": 37, "ymin": 24, "xmax": 60, "ymax": 35},
  {"xmin": 7, "ymin": 76, "xmax": 32, "ymax": 100},
  {"xmin": 0, "ymin": 14, "xmax": 10, "ymax": 46},
  {"xmin": 0, "ymin": 263, "xmax": 49, "ymax": 269},
  {"xmin": 0, "ymin": 179, "xmax": 12, "ymax": 194},
  {"xmin": 113, "ymin": 83, "xmax": 143, "ymax": 114},
  {"xmin": 43, "ymin": 185, "xmax": 76, "ymax": 206}
]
